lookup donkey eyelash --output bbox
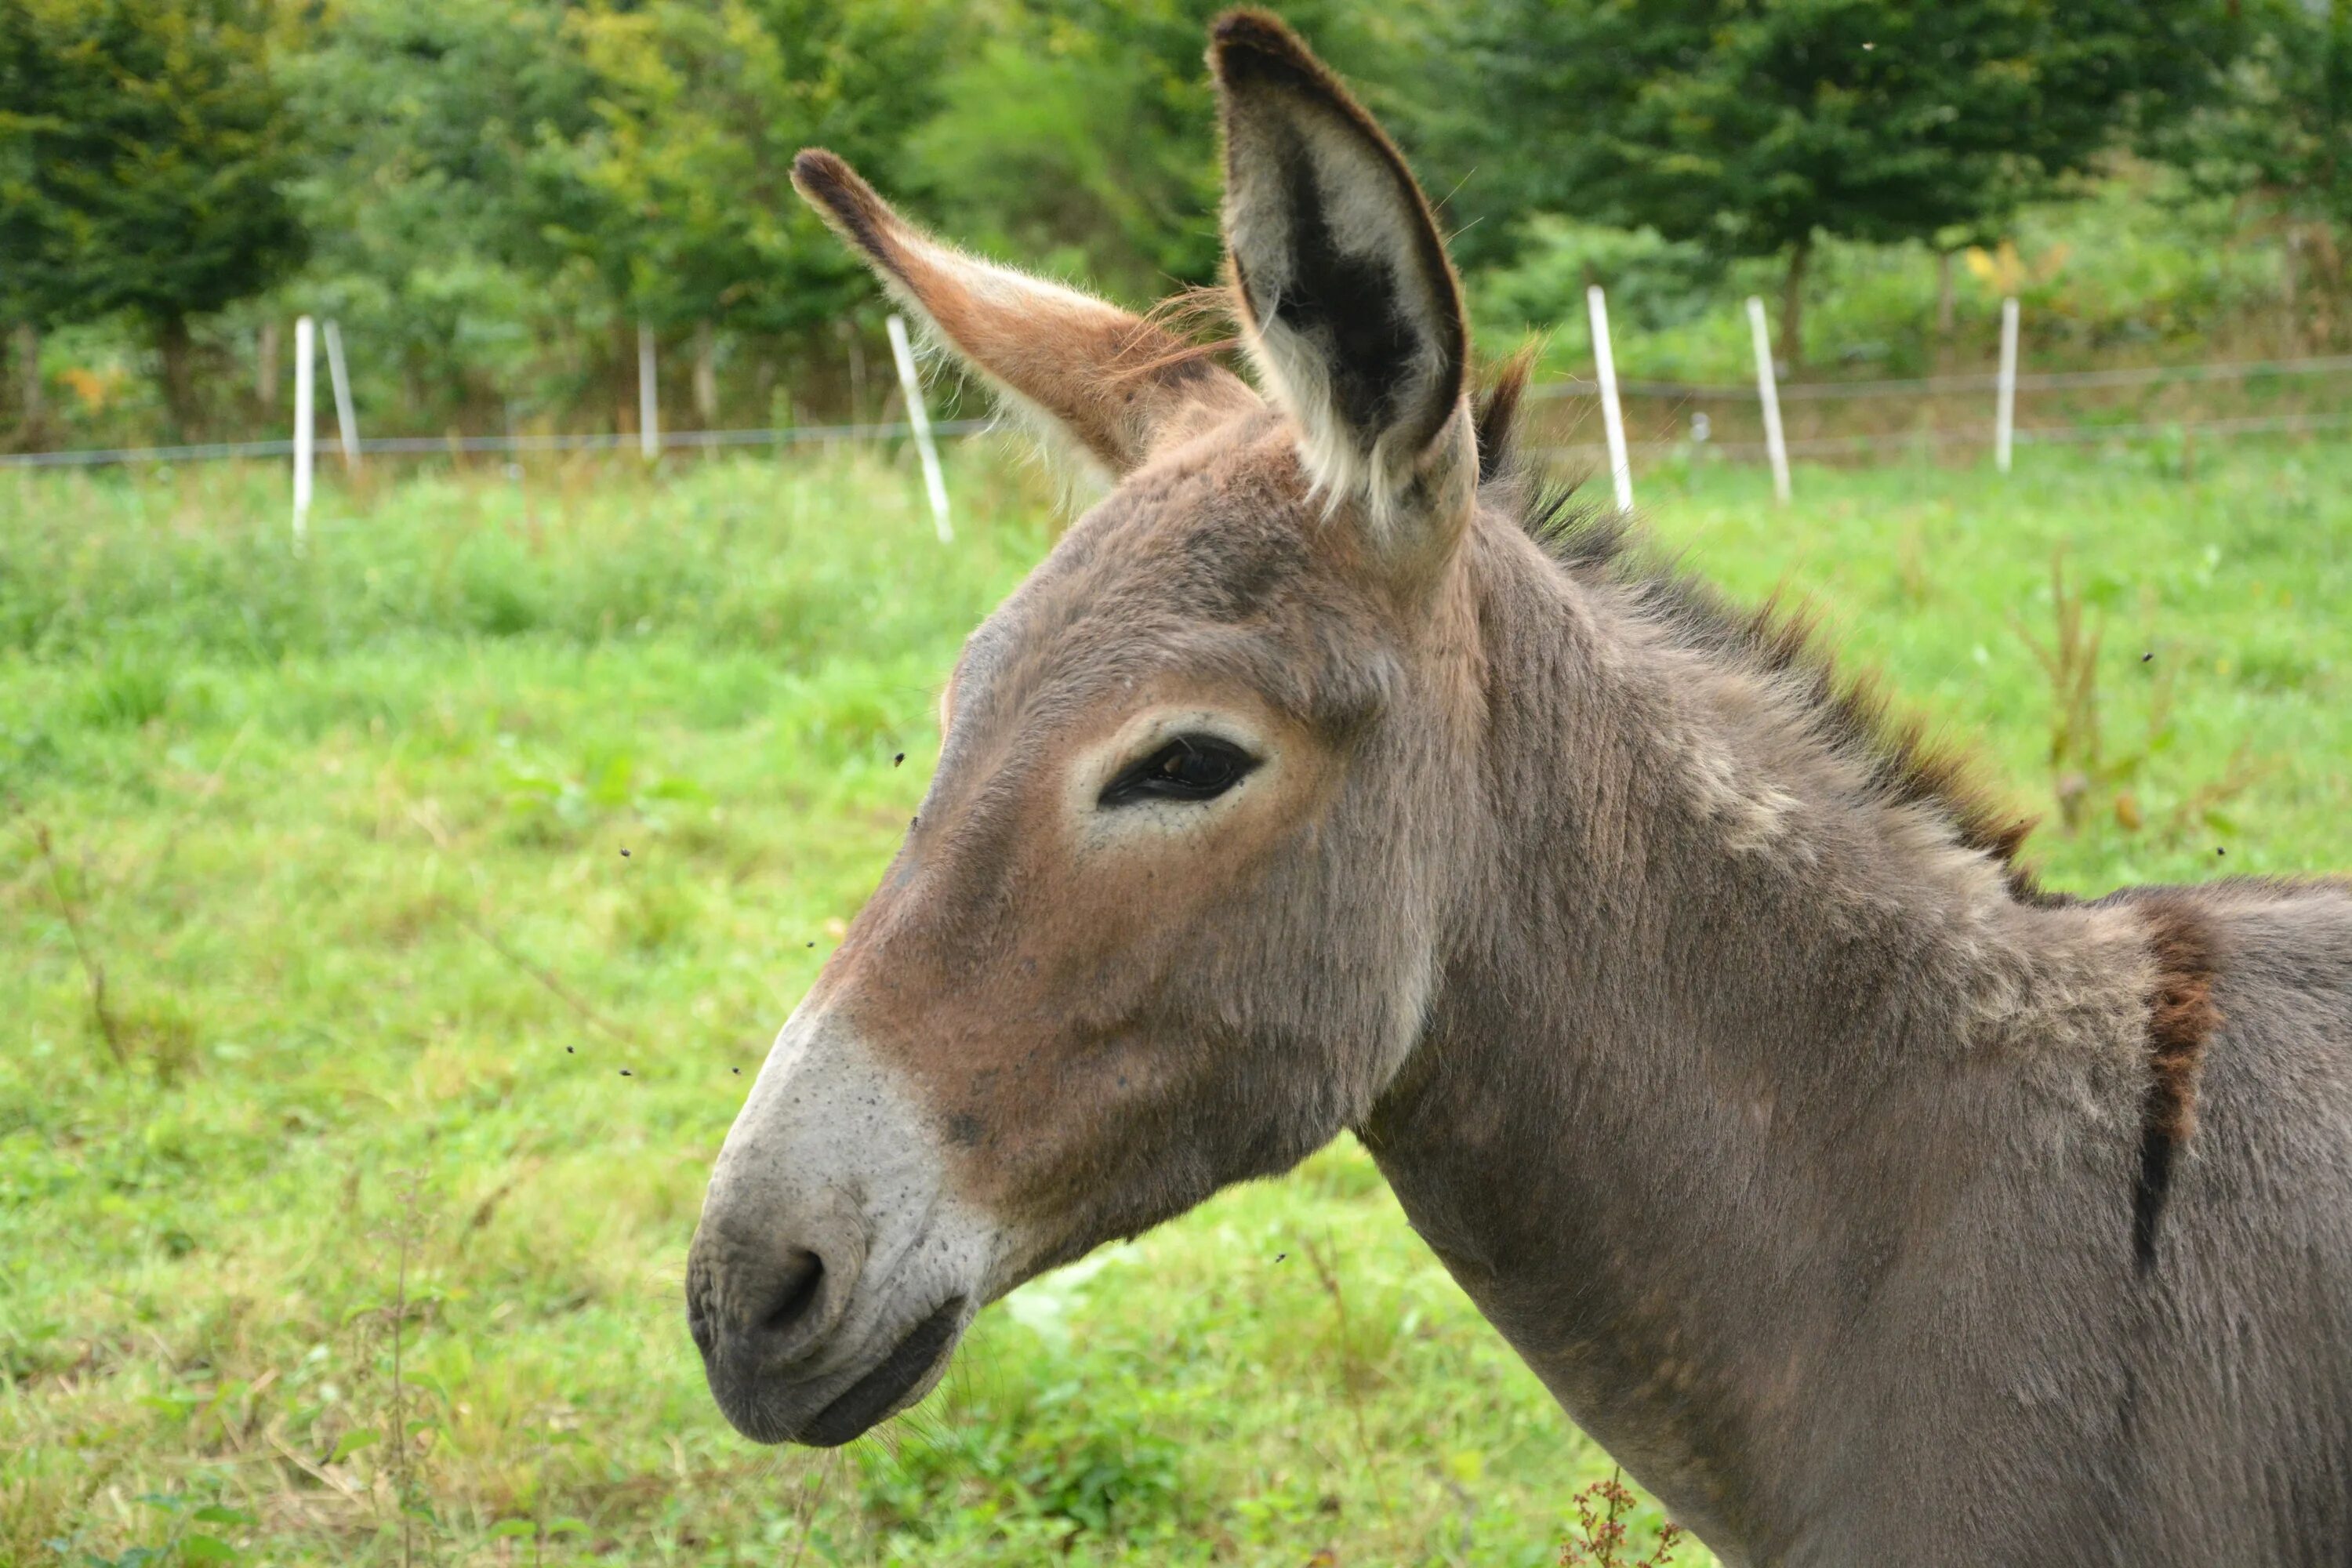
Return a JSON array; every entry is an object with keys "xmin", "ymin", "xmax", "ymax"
[{"xmin": 1098, "ymin": 735, "xmax": 1259, "ymax": 808}]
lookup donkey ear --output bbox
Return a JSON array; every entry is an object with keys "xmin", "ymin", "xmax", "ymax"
[
  {"xmin": 792, "ymin": 151, "xmax": 1258, "ymax": 477},
  {"xmin": 1210, "ymin": 11, "xmax": 1472, "ymax": 544}
]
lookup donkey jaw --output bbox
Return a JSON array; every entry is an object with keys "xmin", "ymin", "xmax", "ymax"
[
  {"xmin": 704, "ymin": 1289, "xmax": 975, "ymax": 1448},
  {"xmin": 686, "ymin": 1011, "xmax": 1000, "ymax": 1446}
]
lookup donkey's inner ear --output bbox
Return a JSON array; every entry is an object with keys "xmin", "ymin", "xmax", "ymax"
[
  {"xmin": 791, "ymin": 151, "xmax": 1258, "ymax": 478},
  {"xmin": 1211, "ymin": 11, "xmax": 1470, "ymax": 532}
]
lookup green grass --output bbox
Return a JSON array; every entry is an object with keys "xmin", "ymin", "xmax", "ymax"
[{"xmin": 4, "ymin": 433, "xmax": 2348, "ymax": 1566}]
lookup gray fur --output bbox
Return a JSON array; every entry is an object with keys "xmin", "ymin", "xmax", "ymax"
[{"xmin": 1360, "ymin": 507, "xmax": 2352, "ymax": 1563}]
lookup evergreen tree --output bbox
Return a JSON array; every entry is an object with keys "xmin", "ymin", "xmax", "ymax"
[
  {"xmin": 0, "ymin": 0, "xmax": 306, "ymax": 433},
  {"xmin": 283, "ymin": 0, "xmax": 601, "ymax": 430},
  {"xmin": 908, "ymin": 0, "xmax": 1428, "ymax": 306},
  {"xmin": 2154, "ymin": 0, "xmax": 2352, "ymax": 345},
  {"xmin": 542, "ymin": 0, "xmax": 957, "ymax": 426},
  {"xmin": 1431, "ymin": 0, "xmax": 2240, "ymax": 364}
]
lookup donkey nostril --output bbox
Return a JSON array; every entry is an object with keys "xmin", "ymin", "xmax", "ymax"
[{"xmin": 759, "ymin": 1247, "xmax": 826, "ymax": 1341}]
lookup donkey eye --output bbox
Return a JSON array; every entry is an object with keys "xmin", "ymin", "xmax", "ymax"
[{"xmin": 1100, "ymin": 735, "xmax": 1258, "ymax": 808}]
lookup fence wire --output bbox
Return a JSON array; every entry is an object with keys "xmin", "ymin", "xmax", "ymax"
[
  {"xmin": 6, "ymin": 348, "xmax": 2351, "ymax": 472},
  {"xmin": 0, "ymin": 418, "xmax": 993, "ymax": 471},
  {"xmin": 1527, "ymin": 350, "xmax": 2352, "ymax": 403},
  {"xmin": 1534, "ymin": 406, "xmax": 2352, "ymax": 467}
]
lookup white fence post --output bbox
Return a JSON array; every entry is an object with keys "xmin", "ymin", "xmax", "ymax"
[
  {"xmin": 887, "ymin": 314, "xmax": 953, "ymax": 543},
  {"xmin": 1996, "ymin": 296, "xmax": 2020, "ymax": 474},
  {"xmin": 323, "ymin": 319, "xmax": 359, "ymax": 471},
  {"xmin": 292, "ymin": 315, "xmax": 314, "ymax": 544},
  {"xmin": 1586, "ymin": 285, "xmax": 1635, "ymax": 514},
  {"xmin": 1745, "ymin": 297, "xmax": 1792, "ymax": 504},
  {"xmin": 637, "ymin": 323, "xmax": 659, "ymax": 461}
]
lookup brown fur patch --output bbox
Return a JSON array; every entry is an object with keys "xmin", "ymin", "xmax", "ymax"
[
  {"xmin": 1474, "ymin": 357, "xmax": 2045, "ymax": 894},
  {"xmin": 2107, "ymin": 889, "xmax": 2223, "ymax": 1272},
  {"xmin": 2135, "ymin": 892, "xmax": 2222, "ymax": 1146}
]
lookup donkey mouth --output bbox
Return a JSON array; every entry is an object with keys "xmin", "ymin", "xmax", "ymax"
[{"xmin": 784, "ymin": 1295, "xmax": 967, "ymax": 1447}]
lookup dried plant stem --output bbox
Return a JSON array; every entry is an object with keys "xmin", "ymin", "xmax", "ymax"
[
  {"xmin": 2012, "ymin": 548, "xmax": 2266, "ymax": 842},
  {"xmin": 1301, "ymin": 1232, "xmax": 1394, "ymax": 1531},
  {"xmin": 454, "ymin": 908, "xmax": 641, "ymax": 1048},
  {"xmin": 2162, "ymin": 742, "xmax": 2278, "ymax": 844},
  {"xmin": 1560, "ymin": 1467, "xmax": 1683, "ymax": 1567},
  {"xmin": 29, "ymin": 821, "xmax": 126, "ymax": 1068},
  {"xmin": 2012, "ymin": 550, "xmax": 2104, "ymax": 829}
]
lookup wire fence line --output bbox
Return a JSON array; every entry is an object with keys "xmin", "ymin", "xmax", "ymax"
[
  {"xmin": 6, "ymin": 348, "xmax": 2350, "ymax": 474},
  {"xmin": 0, "ymin": 417, "xmax": 995, "ymax": 471},
  {"xmin": 1527, "ymin": 350, "xmax": 2352, "ymax": 403},
  {"xmin": 1534, "ymin": 406, "xmax": 2352, "ymax": 467}
]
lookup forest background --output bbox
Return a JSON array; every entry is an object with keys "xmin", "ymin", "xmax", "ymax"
[{"xmin": 5, "ymin": 0, "xmax": 2350, "ymax": 453}]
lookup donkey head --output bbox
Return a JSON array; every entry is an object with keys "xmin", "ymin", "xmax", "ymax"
[{"xmin": 688, "ymin": 12, "xmax": 1490, "ymax": 1445}]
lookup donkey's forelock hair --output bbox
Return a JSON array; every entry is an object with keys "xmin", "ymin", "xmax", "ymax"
[
  {"xmin": 1121, "ymin": 285, "xmax": 1246, "ymax": 383},
  {"xmin": 1470, "ymin": 354, "xmax": 2048, "ymax": 900}
]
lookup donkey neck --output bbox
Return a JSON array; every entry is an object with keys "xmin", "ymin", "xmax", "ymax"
[{"xmin": 1359, "ymin": 514, "xmax": 2153, "ymax": 1559}]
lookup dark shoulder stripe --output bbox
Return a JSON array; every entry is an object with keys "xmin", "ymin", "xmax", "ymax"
[{"xmin": 2124, "ymin": 891, "xmax": 2222, "ymax": 1274}]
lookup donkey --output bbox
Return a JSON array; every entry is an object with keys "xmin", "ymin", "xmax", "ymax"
[{"xmin": 687, "ymin": 13, "xmax": 2352, "ymax": 1563}]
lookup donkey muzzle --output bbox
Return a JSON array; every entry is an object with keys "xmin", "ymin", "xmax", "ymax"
[{"xmin": 686, "ymin": 1008, "xmax": 994, "ymax": 1445}]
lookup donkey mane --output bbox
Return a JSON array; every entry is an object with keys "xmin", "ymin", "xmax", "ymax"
[{"xmin": 1470, "ymin": 355, "xmax": 2046, "ymax": 898}]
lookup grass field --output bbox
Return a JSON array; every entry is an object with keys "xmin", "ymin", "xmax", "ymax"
[{"xmin": 5, "ymin": 433, "xmax": 2350, "ymax": 1567}]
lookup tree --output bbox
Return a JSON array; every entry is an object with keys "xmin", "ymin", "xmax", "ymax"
[
  {"xmin": 0, "ymin": 0, "xmax": 122, "ymax": 431},
  {"xmin": 0, "ymin": 9, "xmax": 60, "ymax": 324},
  {"xmin": 0, "ymin": 0, "xmax": 306, "ymax": 434},
  {"xmin": 907, "ymin": 0, "xmax": 1428, "ymax": 307},
  {"xmin": 1431, "ymin": 0, "xmax": 2240, "ymax": 365},
  {"xmin": 2153, "ymin": 0, "xmax": 2352, "ymax": 346},
  {"xmin": 536, "ymin": 0, "xmax": 960, "ymax": 426},
  {"xmin": 282, "ymin": 0, "xmax": 603, "ymax": 430}
]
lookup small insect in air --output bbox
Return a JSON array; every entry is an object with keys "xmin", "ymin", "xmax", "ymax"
[
  {"xmin": 619, "ymin": 847, "xmax": 632, "ymax": 857},
  {"xmin": 1274, "ymin": 1252, "xmax": 1287, "ymax": 1263},
  {"xmin": 894, "ymin": 753, "xmax": 906, "ymax": 767},
  {"xmin": 911, "ymin": 815, "xmax": 920, "ymax": 829},
  {"xmin": 732, "ymin": 1067, "xmax": 742, "ymax": 1075},
  {"xmin": 2217, "ymin": 847, "xmax": 2228, "ymax": 857},
  {"xmin": 566, "ymin": 1046, "xmax": 575, "ymax": 1054},
  {"xmin": 620, "ymin": 1069, "xmax": 633, "ymax": 1077},
  {"xmin": 2142, "ymin": 652, "xmax": 2154, "ymax": 662}
]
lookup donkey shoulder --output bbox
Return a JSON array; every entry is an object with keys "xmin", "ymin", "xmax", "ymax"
[
  {"xmin": 2093, "ymin": 877, "xmax": 2352, "ymax": 1155},
  {"xmin": 2096, "ymin": 880, "xmax": 2352, "ymax": 1555},
  {"xmin": 2141, "ymin": 877, "xmax": 2352, "ymax": 1057},
  {"xmin": 2091, "ymin": 876, "xmax": 2352, "ymax": 1036},
  {"xmin": 2183, "ymin": 878, "xmax": 2352, "ymax": 1193}
]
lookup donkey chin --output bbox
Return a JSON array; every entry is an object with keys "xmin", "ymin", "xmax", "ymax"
[{"xmin": 684, "ymin": 1005, "xmax": 1002, "ymax": 1446}]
